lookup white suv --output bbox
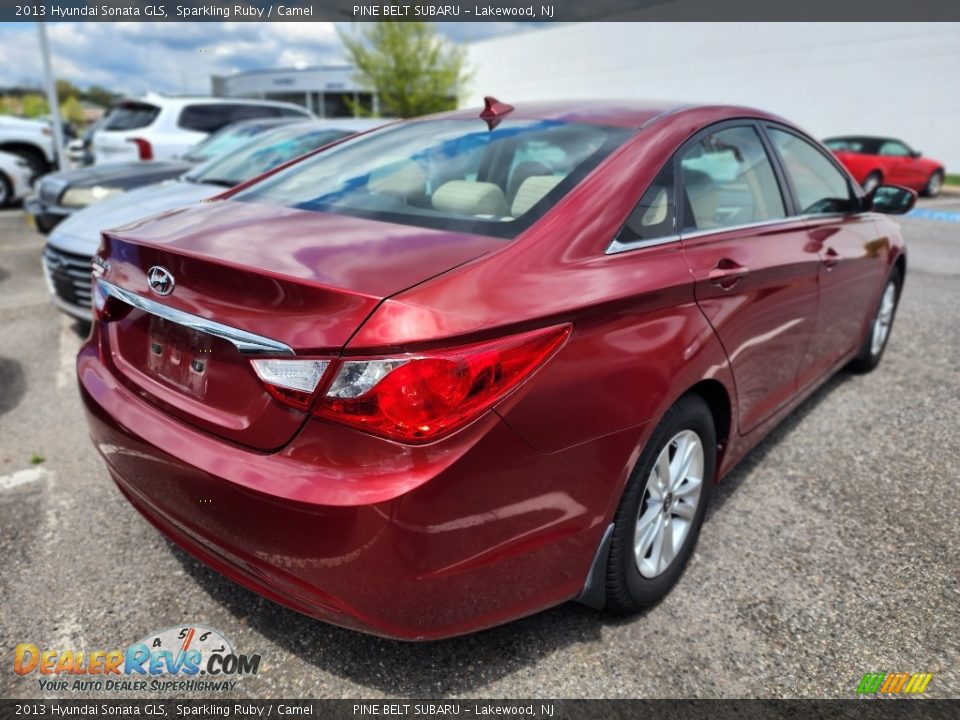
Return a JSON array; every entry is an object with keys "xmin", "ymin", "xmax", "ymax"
[
  {"xmin": 92, "ymin": 93, "xmax": 313, "ymax": 165},
  {"xmin": 0, "ymin": 115, "xmax": 56, "ymax": 173}
]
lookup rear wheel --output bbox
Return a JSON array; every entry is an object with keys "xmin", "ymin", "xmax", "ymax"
[
  {"xmin": 605, "ymin": 394, "xmax": 716, "ymax": 611},
  {"xmin": 923, "ymin": 170, "xmax": 944, "ymax": 198},
  {"xmin": 861, "ymin": 172, "xmax": 882, "ymax": 194},
  {"xmin": 847, "ymin": 267, "xmax": 901, "ymax": 374}
]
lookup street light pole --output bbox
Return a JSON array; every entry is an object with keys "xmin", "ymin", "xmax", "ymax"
[{"xmin": 37, "ymin": 21, "xmax": 66, "ymax": 171}]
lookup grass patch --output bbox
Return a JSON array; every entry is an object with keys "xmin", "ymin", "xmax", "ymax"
[
  {"xmin": 30, "ymin": 453, "xmax": 45, "ymax": 465},
  {"xmin": 945, "ymin": 174, "xmax": 960, "ymax": 186}
]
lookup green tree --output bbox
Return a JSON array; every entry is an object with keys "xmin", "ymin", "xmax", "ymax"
[
  {"xmin": 60, "ymin": 95, "xmax": 85, "ymax": 124},
  {"xmin": 339, "ymin": 22, "xmax": 470, "ymax": 118},
  {"xmin": 83, "ymin": 84, "xmax": 115, "ymax": 108},
  {"xmin": 56, "ymin": 79, "xmax": 81, "ymax": 104},
  {"xmin": 21, "ymin": 93, "xmax": 49, "ymax": 118}
]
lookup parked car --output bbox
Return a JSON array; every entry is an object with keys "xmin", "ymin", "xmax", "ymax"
[
  {"xmin": 25, "ymin": 117, "xmax": 301, "ymax": 234},
  {"xmin": 67, "ymin": 116, "xmax": 108, "ymax": 168},
  {"xmin": 824, "ymin": 135, "xmax": 945, "ymax": 196},
  {"xmin": 91, "ymin": 93, "xmax": 313, "ymax": 165},
  {"xmin": 44, "ymin": 120, "xmax": 379, "ymax": 319},
  {"xmin": 0, "ymin": 150, "xmax": 35, "ymax": 207},
  {"xmin": 0, "ymin": 115, "xmax": 56, "ymax": 174},
  {"xmin": 77, "ymin": 100, "xmax": 913, "ymax": 639}
]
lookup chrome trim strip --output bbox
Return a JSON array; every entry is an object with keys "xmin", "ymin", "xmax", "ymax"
[
  {"xmin": 605, "ymin": 234, "xmax": 681, "ymax": 256},
  {"xmin": 98, "ymin": 279, "xmax": 294, "ymax": 356},
  {"xmin": 679, "ymin": 217, "xmax": 800, "ymax": 240}
]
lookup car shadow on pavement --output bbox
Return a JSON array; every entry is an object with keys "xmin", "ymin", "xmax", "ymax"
[
  {"xmin": 168, "ymin": 369, "xmax": 855, "ymax": 695},
  {"xmin": 0, "ymin": 357, "xmax": 26, "ymax": 417},
  {"xmin": 706, "ymin": 370, "xmax": 853, "ymax": 517}
]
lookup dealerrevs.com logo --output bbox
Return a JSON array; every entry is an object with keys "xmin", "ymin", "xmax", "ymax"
[{"xmin": 14, "ymin": 625, "xmax": 261, "ymax": 693}]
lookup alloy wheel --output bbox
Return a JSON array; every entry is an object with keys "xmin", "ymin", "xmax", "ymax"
[
  {"xmin": 634, "ymin": 429, "xmax": 704, "ymax": 578},
  {"xmin": 870, "ymin": 281, "xmax": 897, "ymax": 356}
]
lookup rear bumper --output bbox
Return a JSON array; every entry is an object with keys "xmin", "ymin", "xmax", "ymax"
[{"xmin": 78, "ymin": 338, "xmax": 641, "ymax": 639}]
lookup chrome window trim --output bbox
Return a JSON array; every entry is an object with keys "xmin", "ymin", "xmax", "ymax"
[
  {"xmin": 678, "ymin": 216, "xmax": 799, "ymax": 240},
  {"xmin": 98, "ymin": 279, "xmax": 294, "ymax": 356},
  {"xmin": 605, "ymin": 234, "xmax": 681, "ymax": 256}
]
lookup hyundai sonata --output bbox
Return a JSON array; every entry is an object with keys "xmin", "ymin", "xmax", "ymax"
[{"xmin": 78, "ymin": 99, "xmax": 913, "ymax": 639}]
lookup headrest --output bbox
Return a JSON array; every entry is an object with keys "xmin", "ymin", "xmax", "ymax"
[
  {"xmin": 432, "ymin": 180, "xmax": 509, "ymax": 217},
  {"xmin": 368, "ymin": 160, "xmax": 426, "ymax": 200},
  {"xmin": 511, "ymin": 175, "xmax": 563, "ymax": 217}
]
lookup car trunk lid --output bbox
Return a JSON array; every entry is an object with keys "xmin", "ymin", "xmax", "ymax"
[{"xmin": 97, "ymin": 199, "xmax": 503, "ymax": 450}]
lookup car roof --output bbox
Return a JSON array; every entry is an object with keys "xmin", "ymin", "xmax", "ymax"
[
  {"xmin": 430, "ymin": 99, "xmax": 788, "ymax": 130},
  {"xmin": 824, "ymin": 135, "xmax": 902, "ymax": 143}
]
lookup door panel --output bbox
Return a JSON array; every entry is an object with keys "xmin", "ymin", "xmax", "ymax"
[
  {"xmin": 798, "ymin": 215, "xmax": 889, "ymax": 388},
  {"xmin": 682, "ymin": 223, "xmax": 820, "ymax": 433}
]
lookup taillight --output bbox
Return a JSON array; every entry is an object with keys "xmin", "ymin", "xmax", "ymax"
[
  {"xmin": 127, "ymin": 138, "xmax": 153, "ymax": 160},
  {"xmin": 315, "ymin": 325, "xmax": 570, "ymax": 443}
]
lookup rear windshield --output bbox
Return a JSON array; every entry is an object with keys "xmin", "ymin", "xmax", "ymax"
[
  {"xmin": 182, "ymin": 122, "xmax": 286, "ymax": 163},
  {"xmin": 103, "ymin": 102, "xmax": 160, "ymax": 131},
  {"xmin": 186, "ymin": 126, "xmax": 351, "ymax": 188},
  {"xmin": 234, "ymin": 119, "xmax": 632, "ymax": 239}
]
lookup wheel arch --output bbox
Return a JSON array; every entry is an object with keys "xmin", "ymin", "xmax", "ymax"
[{"xmin": 684, "ymin": 379, "xmax": 732, "ymax": 480}]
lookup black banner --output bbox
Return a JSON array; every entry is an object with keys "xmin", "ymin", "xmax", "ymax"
[
  {"xmin": 2, "ymin": 700, "xmax": 960, "ymax": 720},
  {"xmin": 4, "ymin": 0, "xmax": 960, "ymax": 23}
]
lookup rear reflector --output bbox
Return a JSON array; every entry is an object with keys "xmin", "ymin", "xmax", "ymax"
[
  {"xmin": 251, "ymin": 359, "xmax": 329, "ymax": 409},
  {"xmin": 314, "ymin": 325, "xmax": 570, "ymax": 443}
]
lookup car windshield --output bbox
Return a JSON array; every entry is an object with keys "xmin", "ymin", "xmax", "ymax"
[
  {"xmin": 186, "ymin": 126, "xmax": 351, "ymax": 188},
  {"xmin": 233, "ymin": 118, "xmax": 632, "ymax": 239},
  {"xmin": 182, "ymin": 123, "xmax": 282, "ymax": 163}
]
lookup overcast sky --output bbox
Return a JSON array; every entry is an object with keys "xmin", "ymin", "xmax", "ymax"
[{"xmin": 0, "ymin": 22, "xmax": 529, "ymax": 96}]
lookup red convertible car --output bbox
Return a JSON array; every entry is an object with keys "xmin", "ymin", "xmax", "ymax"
[
  {"xmin": 79, "ymin": 99, "xmax": 915, "ymax": 639},
  {"xmin": 824, "ymin": 135, "xmax": 945, "ymax": 197}
]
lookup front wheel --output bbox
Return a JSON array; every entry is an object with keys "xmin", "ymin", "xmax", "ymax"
[
  {"xmin": 0, "ymin": 172, "xmax": 11, "ymax": 207},
  {"xmin": 605, "ymin": 394, "xmax": 716, "ymax": 612},
  {"xmin": 847, "ymin": 267, "xmax": 901, "ymax": 374}
]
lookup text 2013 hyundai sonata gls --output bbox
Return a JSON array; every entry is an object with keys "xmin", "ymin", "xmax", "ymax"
[{"xmin": 78, "ymin": 99, "xmax": 914, "ymax": 639}]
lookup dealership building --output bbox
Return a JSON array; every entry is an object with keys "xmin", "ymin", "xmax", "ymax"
[
  {"xmin": 464, "ymin": 23, "xmax": 960, "ymax": 171},
  {"xmin": 211, "ymin": 65, "xmax": 377, "ymax": 118}
]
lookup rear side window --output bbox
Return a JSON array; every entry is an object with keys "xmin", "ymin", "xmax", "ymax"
[
  {"xmin": 617, "ymin": 163, "xmax": 676, "ymax": 245},
  {"xmin": 103, "ymin": 102, "xmax": 160, "ymax": 131},
  {"xmin": 679, "ymin": 126, "xmax": 785, "ymax": 232},
  {"xmin": 878, "ymin": 140, "xmax": 911, "ymax": 157},
  {"xmin": 768, "ymin": 128, "xmax": 856, "ymax": 215},
  {"xmin": 179, "ymin": 104, "xmax": 283, "ymax": 133}
]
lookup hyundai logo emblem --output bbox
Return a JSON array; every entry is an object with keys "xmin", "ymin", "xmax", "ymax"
[{"xmin": 147, "ymin": 266, "xmax": 175, "ymax": 296}]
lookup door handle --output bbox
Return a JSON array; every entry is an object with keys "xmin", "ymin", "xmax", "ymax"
[
  {"xmin": 823, "ymin": 248, "xmax": 841, "ymax": 269},
  {"xmin": 708, "ymin": 259, "xmax": 749, "ymax": 290}
]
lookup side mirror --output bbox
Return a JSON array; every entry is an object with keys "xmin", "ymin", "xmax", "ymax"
[{"xmin": 868, "ymin": 184, "xmax": 917, "ymax": 215}]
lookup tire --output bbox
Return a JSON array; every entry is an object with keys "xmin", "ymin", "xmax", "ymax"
[
  {"xmin": 0, "ymin": 172, "xmax": 11, "ymax": 207},
  {"xmin": 922, "ymin": 170, "xmax": 944, "ymax": 198},
  {"xmin": 861, "ymin": 172, "xmax": 882, "ymax": 194},
  {"xmin": 847, "ymin": 267, "xmax": 902, "ymax": 374},
  {"xmin": 605, "ymin": 394, "xmax": 716, "ymax": 612}
]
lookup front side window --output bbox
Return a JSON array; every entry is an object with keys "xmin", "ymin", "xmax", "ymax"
[
  {"xmin": 679, "ymin": 126, "xmax": 785, "ymax": 232},
  {"xmin": 768, "ymin": 128, "xmax": 856, "ymax": 215},
  {"xmin": 234, "ymin": 119, "xmax": 632, "ymax": 239},
  {"xmin": 878, "ymin": 140, "xmax": 911, "ymax": 157}
]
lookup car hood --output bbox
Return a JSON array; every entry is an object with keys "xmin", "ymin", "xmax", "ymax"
[
  {"xmin": 43, "ymin": 161, "xmax": 194, "ymax": 190},
  {"xmin": 47, "ymin": 180, "xmax": 217, "ymax": 256}
]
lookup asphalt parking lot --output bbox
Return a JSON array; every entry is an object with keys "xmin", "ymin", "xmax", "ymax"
[{"xmin": 1, "ymin": 198, "xmax": 958, "ymax": 700}]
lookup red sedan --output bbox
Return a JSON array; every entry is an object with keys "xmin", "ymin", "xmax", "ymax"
[
  {"xmin": 79, "ymin": 100, "xmax": 915, "ymax": 639},
  {"xmin": 824, "ymin": 135, "xmax": 945, "ymax": 197}
]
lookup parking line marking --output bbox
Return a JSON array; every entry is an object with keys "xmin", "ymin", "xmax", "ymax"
[
  {"xmin": 907, "ymin": 208, "xmax": 960, "ymax": 223},
  {"xmin": 0, "ymin": 466, "xmax": 50, "ymax": 491}
]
